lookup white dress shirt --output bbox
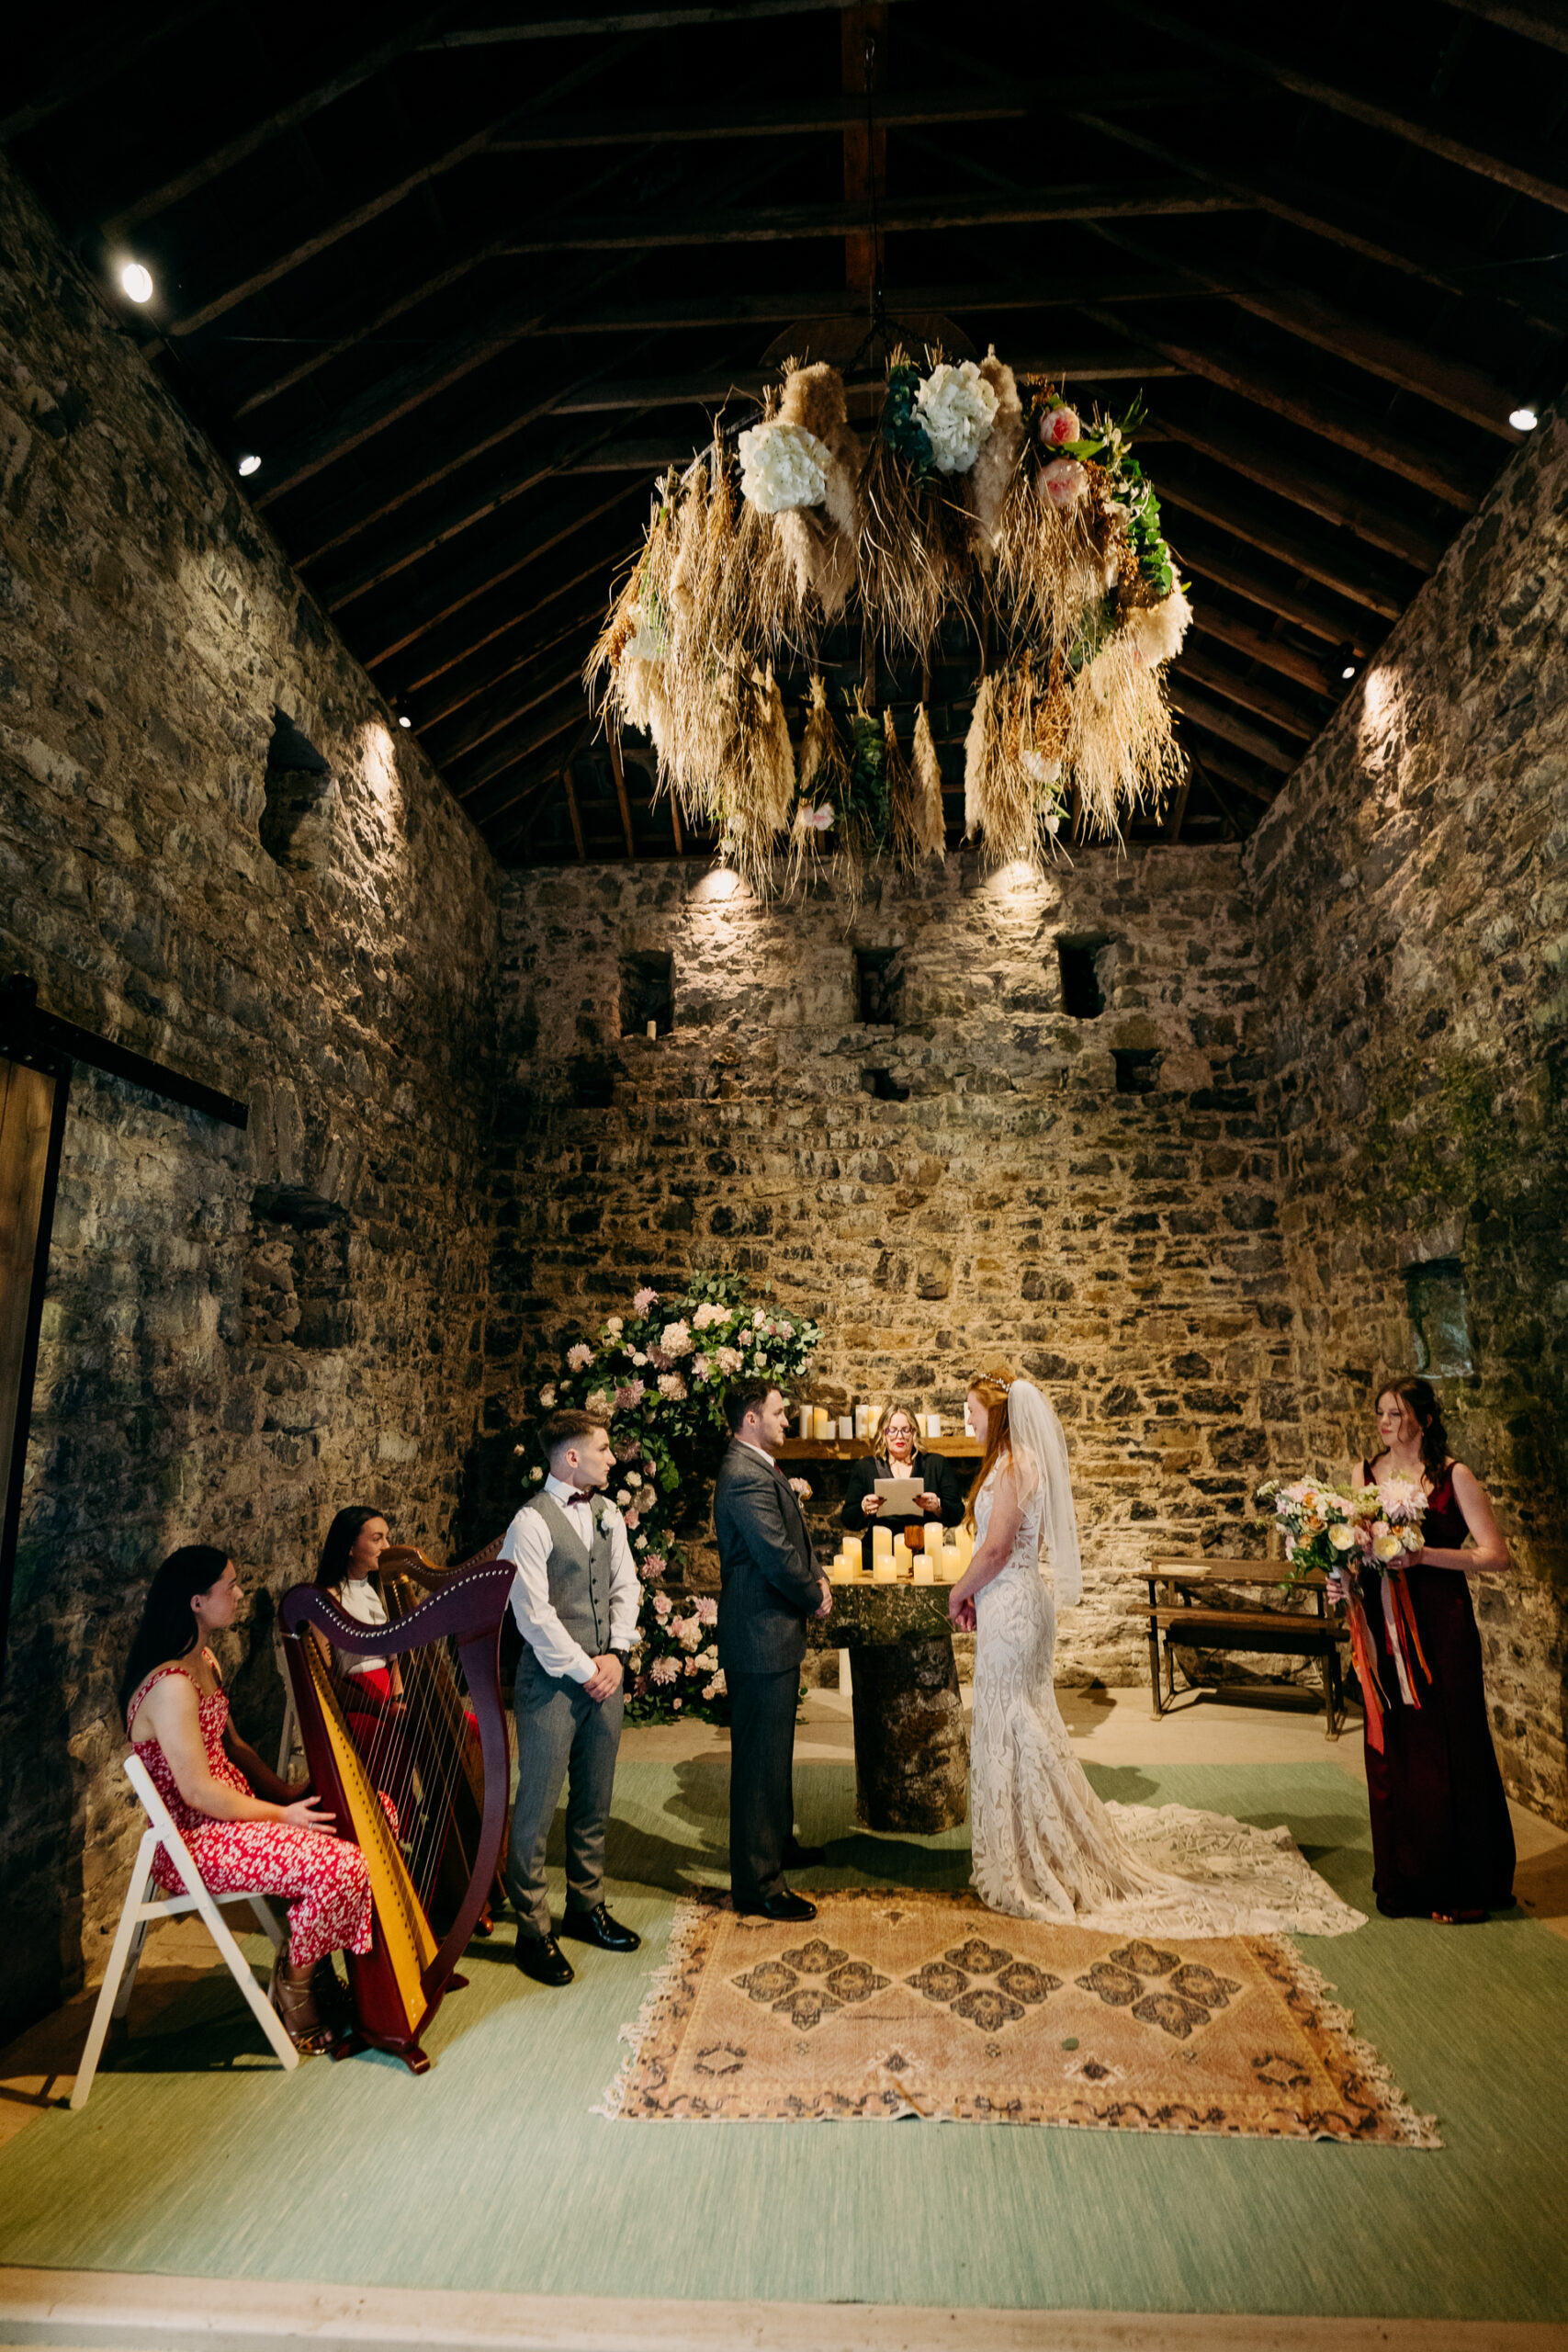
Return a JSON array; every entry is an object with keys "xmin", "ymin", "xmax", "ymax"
[
  {"xmin": 500, "ymin": 1474, "xmax": 641, "ymax": 1684},
  {"xmin": 326, "ymin": 1575, "xmax": 389, "ymax": 1676}
]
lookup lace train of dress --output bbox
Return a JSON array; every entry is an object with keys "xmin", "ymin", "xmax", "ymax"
[{"xmin": 968, "ymin": 1476, "xmax": 1365, "ymax": 1939}]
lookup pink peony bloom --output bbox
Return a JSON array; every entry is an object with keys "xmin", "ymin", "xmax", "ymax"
[
  {"xmin": 632, "ymin": 1286, "xmax": 659, "ymax": 1315},
  {"xmin": 658, "ymin": 1371, "xmax": 688, "ymax": 1400},
  {"xmin": 645, "ymin": 1345, "xmax": 671, "ymax": 1372},
  {"xmin": 652, "ymin": 1590, "xmax": 672, "ymax": 1618},
  {"xmin": 695, "ymin": 1595, "xmax": 718, "ymax": 1626},
  {"xmin": 639, "ymin": 1552, "xmax": 667, "ymax": 1580},
  {"xmin": 566, "ymin": 1343, "xmax": 593, "ymax": 1372},
  {"xmin": 650, "ymin": 1656, "xmax": 678, "ymax": 1686},
  {"xmin": 716, "ymin": 1345, "xmax": 744, "ymax": 1375},
  {"xmin": 1040, "ymin": 403, "xmax": 1081, "ymax": 447},
  {"xmin": 613, "ymin": 1380, "xmax": 646, "ymax": 1411},
  {"xmin": 1039, "ymin": 458, "xmax": 1088, "ymax": 509}
]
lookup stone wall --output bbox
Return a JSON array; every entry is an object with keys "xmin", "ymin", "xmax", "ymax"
[
  {"xmin": 0, "ymin": 160, "xmax": 502, "ymax": 2032},
  {"xmin": 1247, "ymin": 400, "xmax": 1568, "ymax": 1827},
  {"xmin": 483, "ymin": 847, "xmax": 1296, "ymax": 1678}
]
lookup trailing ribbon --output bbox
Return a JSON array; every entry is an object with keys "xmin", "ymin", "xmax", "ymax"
[{"xmin": 1340, "ymin": 1573, "xmax": 1389, "ymax": 1755}]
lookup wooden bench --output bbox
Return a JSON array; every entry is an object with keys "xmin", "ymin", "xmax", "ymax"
[{"xmin": 1114, "ymin": 1557, "xmax": 1349, "ymax": 1738}]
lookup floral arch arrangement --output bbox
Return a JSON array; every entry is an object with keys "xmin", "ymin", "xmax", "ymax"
[
  {"xmin": 589, "ymin": 349, "xmax": 1189, "ymax": 898},
  {"xmin": 519, "ymin": 1272, "xmax": 822, "ymax": 1724}
]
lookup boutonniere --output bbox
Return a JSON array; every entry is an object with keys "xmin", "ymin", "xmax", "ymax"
[{"xmin": 788, "ymin": 1476, "xmax": 813, "ymax": 1501}]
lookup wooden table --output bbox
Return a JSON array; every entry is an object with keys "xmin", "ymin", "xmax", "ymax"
[
  {"xmin": 805, "ymin": 1579, "xmax": 969, "ymax": 1834},
  {"xmin": 1113, "ymin": 1557, "xmax": 1349, "ymax": 1738}
]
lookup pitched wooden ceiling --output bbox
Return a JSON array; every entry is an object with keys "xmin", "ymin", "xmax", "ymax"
[{"xmin": 8, "ymin": 0, "xmax": 1567, "ymax": 863}]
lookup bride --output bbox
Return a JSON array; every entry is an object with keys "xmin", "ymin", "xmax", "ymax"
[{"xmin": 947, "ymin": 1367, "xmax": 1364, "ymax": 1938}]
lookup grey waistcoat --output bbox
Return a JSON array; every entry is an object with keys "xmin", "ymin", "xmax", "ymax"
[{"xmin": 525, "ymin": 1491, "xmax": 615, "ymax": 1662}]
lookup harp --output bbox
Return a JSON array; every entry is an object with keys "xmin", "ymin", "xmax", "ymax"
[
  {"xmin": 279, "ymin": 1556, "xmax": 513, "ymax": 2073},
  {"xmin": 375, "ymin": 1534, "xmax": 509, "ymax": 1931}
]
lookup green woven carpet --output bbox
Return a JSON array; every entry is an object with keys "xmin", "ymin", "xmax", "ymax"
[{"xmin": 2, "ymin": 1760, "xmax": 1564, "ymax": 2320}]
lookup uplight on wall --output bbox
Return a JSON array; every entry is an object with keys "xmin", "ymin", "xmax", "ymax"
[
  {"xmin": 1509, "ymin": 405, "xmax": 1539, "ymax": 432},
  {"xmin": 119, "ymin": 261, "xmax": 153, "ymax": 304},
  {"xmin": 237, "ymin": 453, "xmax": 262, "ymax": 478}
]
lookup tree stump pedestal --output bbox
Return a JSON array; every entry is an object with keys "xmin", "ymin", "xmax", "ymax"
[{"xmin": 807, "ymin": 1583, "xmax": 969, "ymax": 1834}]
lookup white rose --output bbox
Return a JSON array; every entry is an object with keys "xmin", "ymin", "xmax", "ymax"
[
  {"xmin": 1328, "ymin": 1524, "xmax": 1357, "ymax": 1553},
  {"xmin": 738, "ymin": 420, "xmax": 830, "ymax": 514},
  {"xmin": 626, "ymin": 1471, "xmax": 643, "ymax": 1488},
  {"xmin": 616, "ymin": 1488, "xmax": 631, "ymax": 1506},
  {"xmin": 636, "ymin": 1533, "xmax": 649, "ymax": 1551},
  {"xmin": 914, "ymin": 360, "xmax": 999, "ymax": 475},
  {"xmin": 632, "ymin": 1351, "xmax": 648, "ymax": 1366}
]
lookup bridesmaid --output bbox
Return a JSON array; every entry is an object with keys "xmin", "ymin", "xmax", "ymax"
[
  {"xmin": 840, "ymin": 1399, "xmax": 965, "ymax": 1571},
  {"xmin": 1351, "ymin": 1375, "xmax": 1516, "ymax": 1923}
]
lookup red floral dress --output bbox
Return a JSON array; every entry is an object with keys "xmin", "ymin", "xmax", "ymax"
[{"xmin": 127, "ymin": 1654, "xmax": 377, "ymax": 1969}]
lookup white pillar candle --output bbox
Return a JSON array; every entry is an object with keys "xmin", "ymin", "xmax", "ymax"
[
  {"xmin": 913, "ymin": 1557, "xmax": 935, "ymax": 1585},
  {"xmin": 955, "ymin": 1527, "xmax": 974, "ymax": 1569},
  {"xmin": 872, "ymin": 1558, "xmax": 897, "ymax": 1584},
  {"xmin": 871, "ymin": 1524, "xmax": 893, "ymax": 1562},
  {"xmin": 926, "ymin": 1412, "xmax": 942, "ymax": 1439},
  {"xmin": 798, "ymin": 1406, "xmax": 812, "ymax": 1441},
  {"xmin": 646, "ymin": 1020, "xmax": 657, "ymax": 1041},
  {"xmin": 838, "ymin": 1415, "xmax": 853, "ymax": 1442},
  {"xmin": 892, "ymin": 1538, "xmax": 911, "ymax": 1578}
]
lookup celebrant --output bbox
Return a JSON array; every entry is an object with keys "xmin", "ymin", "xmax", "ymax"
[{"xmin": 841, "ymin": 1400, "xmax": 965, "ymax": 1572}]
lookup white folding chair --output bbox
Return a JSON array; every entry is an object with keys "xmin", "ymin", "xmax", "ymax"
[{"xmin": 71, "ymin": 1751, "xmax": 299, "ymax": 2110}]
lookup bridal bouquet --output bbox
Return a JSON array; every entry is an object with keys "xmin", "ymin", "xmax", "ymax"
[{"xmin": 1254, "ymin": 1476, "xmax": 1429, "ymax": 1752}]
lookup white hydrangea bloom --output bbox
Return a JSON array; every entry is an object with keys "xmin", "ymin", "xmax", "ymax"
[
  {"xmin": 738, "ymin": 421, "xmax": 830, "ymax": 514},
  {"xmin": 914, "ymin": 361, "xmax": 999, "ymax": 475}
]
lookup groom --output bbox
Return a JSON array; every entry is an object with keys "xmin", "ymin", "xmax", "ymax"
[{"xmin": 715, "ymin": 1379, "xmax": 831, "ymax": 1922}]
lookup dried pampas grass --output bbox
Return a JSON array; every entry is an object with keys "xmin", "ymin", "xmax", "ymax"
[
  {"xmin": 964, "ymin": 352, "xmax": 1024, "ymax": 562},
  {"xmin": 912, "ymin": 704, "xmax": 946, "ymax": 858},
  {"xmin": 1122, "ymin": 584, "xmax": 1191, "ymax": 669},
  {"xmin": 773, "ymin": 361, "xmax": 863, "ymax": 620},
  {"xmin": 1067, "ymin": 636, "xmax": 1185, "ymax": 840}
]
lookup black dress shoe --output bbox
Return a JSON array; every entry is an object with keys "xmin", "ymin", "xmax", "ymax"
[
  {"xmin": 784, "ymin": 1837, "xmax": 828, "ymax": 1867},
  {"xmin": 513, "ymin": 1932, "xmax": 575, "ymax": 1986},
  {"xmin": 560, "ymin": 1902, "xmax": 641, "ymax": 1953},
  {"xmin": 734, "ymin": 1887, "xmax": 817, "ymax": 1922}
]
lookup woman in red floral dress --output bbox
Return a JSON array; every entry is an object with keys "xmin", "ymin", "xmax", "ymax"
[{"xmin": 122, "ymin": 1544, "xmax": 378, "ymax": 2052}]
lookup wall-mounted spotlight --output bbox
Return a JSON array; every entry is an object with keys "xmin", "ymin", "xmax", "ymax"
[
  {"xmin": 1509, "ymin": 405, "xmax": 1539, "ymax": 432},
  {"xmin": 237, "ymin": 453, "xmax": 262, "ymax": 478},
  {"xmin": 119, "ymin": 261, "xmax": 153, "ymax": 304},
  {"xmin": 1341, "ymin": 663, "xmax": 1357, "ymax": 682},
  {"xmin": 398, "ymin": 714, "xmax": 412, "ymax": 729}
]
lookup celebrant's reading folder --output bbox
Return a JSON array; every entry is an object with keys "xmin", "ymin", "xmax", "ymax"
[{"xmin": 874, "ymin": 1476, "xmax": 922, "ymax": 1511}]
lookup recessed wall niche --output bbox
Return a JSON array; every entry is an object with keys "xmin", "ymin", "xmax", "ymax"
[
  {"xmin": 1058, "ymin": 935, "xmax": 1111, "ymax": 1019},
  {"xmin": 259, "ymin": 707, "xmax": 334, "ymax": 873},
  {"xmin": 1404, "ymin": 1257, "xmax": 1476, "ymax": 1377},
  {"xmin": 855, "ymin": 947, "xmax": 904, "ymax": 1025},
  {"xmin": 1113, "ymin": 1047, "xmax": 1162, "ymax": 1095},
  {"xmin": 621, "ymin": 949, "xmax": 674, "ymax": 1037}
]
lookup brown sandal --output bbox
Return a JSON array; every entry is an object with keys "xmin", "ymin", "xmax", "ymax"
[{"xmin": 273, "ymin": 1973, "xmax": 335, "ymax": 2054}]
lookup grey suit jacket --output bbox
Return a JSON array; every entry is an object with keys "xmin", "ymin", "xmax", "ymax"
[{"xmin": 714, "ymin": 1441, "xmax": 824, "ymax": 1676}]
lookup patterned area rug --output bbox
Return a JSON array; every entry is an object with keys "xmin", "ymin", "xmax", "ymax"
[{"xmin": 600, "ymin": 1888, "xmax": 1438, "ymax": 2143}]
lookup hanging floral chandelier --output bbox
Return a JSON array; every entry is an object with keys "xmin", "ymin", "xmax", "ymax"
[{"xmin": 588, "ymin": 346, "xmax": 1190, "ymax": 895}]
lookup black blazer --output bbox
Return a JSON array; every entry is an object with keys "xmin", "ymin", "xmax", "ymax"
[
  {"xmin": 715, "ymin": 1441, "xmax": 825, "ymax": 1676},
  {"xmin": 840, "ymin": 1450, "xmax": 966, "ymax": 1568}
]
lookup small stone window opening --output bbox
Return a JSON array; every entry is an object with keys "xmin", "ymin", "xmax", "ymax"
[
  {"xmin": 260, "ymin": 707, "xmax": 333, "ymax": 872},
  {"xmin": 1057, "ymin": 935, "xmax": 1111, "ymax": 1019},
  {"xmin": 855, "ymin": 947, "xmax": 904, "ymax": 1026},
  {"xmin": 245, "ymin": 1183, "xmax": 354, "ymax": 1351},
  {"xmin": 620, "ymin": 950, "xmax": 674, "ymax": 1038},
  {"xmin": 572, "ymin": 1059, "xmax": 616, "ymax": 1110},
  {"xmin": 1113, "ymin": 1048, "xmax": 1162, "ymax": 1096},
  {"xmin": 862, "ymin": 1067, "xmax": 910, "ymax": 1102},
  {"xmin": 1404, "ymin": 1258, "xmax": 1476, "ymax": 1378}
]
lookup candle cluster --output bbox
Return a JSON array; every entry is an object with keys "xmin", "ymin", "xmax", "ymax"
[
  {"xmin": 829, "ymin": 1524, "xmax": 973, "ymax": 1586},
  {"xmin": 798, "ymin": 1405, "xmax": 944, "ymax": 1442}
]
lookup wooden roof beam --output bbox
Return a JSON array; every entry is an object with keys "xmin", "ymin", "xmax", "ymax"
[
  {"xmin": 99, "ymin": 12, "xmax": 448, "ymax": 239},
  {"xmin": 363, "ymin": 485, "xmax": 649, "ymax": 668},
  {"xmin": 1147, "ymin": 408, "xmax": 1447, "ymax": 572},
  {"xmin": 1172, "ymin": 687, "xmax": 1297, "ymax": 775},
  {"xmin": 1156, "ymin": 470, "xmax": 1408, "ymax": 618},
  {"xmin": 1111, "ymin": 2, "xmax": 1568, "ymax": 214},
  {"xmin": 2, "ymin": 6, "xmax": 212, "ymax": 143},
  {"xmin": 414, "ymin": 601, "xmax": 608, "ymax": 731},
  {"xmin": 424, "ymin": 0, "xmax": 908, "ymax": 41},
  {"xmin": 1188, "ymin": 608, "xmax": 1337, "ymax": 698},
  {"xmin": 607, "ymin": 735, "xmax": 637, "ymax": 859},
  {"xmin": 457, "ymin": 699, "xmax": 594, "ymax": 809},
  {"xmin": 496, "ymin": 182, "xmax": 1249, "ymax": 257},
  {"xmin": 1173, "ymin": 650, "xmax": 1321, "ymax": 741},
  {"xmin": 401, "ymin": 543, "xmax": 640, "ymax": 695},
  {"xmin": 1176, "ymin": 539, "xmax": 1378, "ymax": 657},
  {"xmin": 432, "ymin": 663, "xmax": 593, "ymax": 770},
  {"xmin": 1443, "ymin": 0, "xmax": 1568, "ymax": 53},
  {"xmin": 1081, "ymin": 308, "xmax": 1480, "ymax": 511},
  {"xmin": 167, "ymin": 42, "xmax": 644, "ymax": 337}
]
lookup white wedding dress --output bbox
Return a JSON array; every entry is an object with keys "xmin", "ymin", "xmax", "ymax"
[{"xmin": 969, "ymin": 1458, "xmax": 1365, "ymax": 1939}]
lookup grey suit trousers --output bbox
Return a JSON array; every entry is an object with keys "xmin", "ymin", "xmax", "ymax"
[
  {"xmin": 505, "ymin": 1654, "xmax": 624, "ymax": 1941},
  {"xmin": 728, "ymin": 1664, "xmax": 800, "ymax": 1905}
]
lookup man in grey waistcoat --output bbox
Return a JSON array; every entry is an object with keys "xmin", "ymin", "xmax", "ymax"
[
  {"xmin": 499, "ymin": 1408, "xmax": 641, "ymax": 1986},
  {"xmin": 715, "ymin": 1378, "xmax": 832, "ymax": 1922}
]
